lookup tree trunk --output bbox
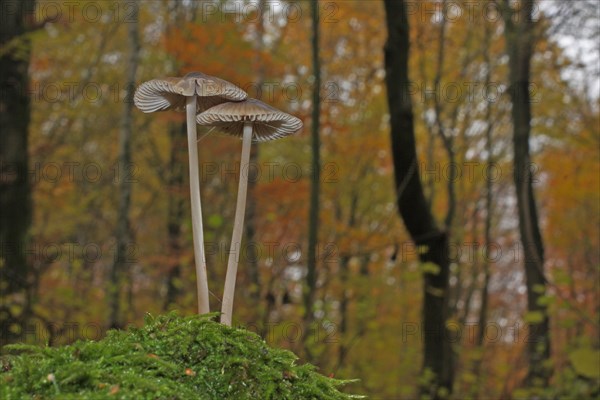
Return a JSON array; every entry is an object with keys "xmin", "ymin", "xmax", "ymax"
[
  {"xmin": 337, "ymin": 190, "xmax": 358, "ymax": 368},
  {"xmin": 502, "ymin": 0, "xmax": 551, "ymax": 386},
  {"xmin": 0, "ymin": 0, "xmax": 35, "ymax": 345},
  {"xmin": 473, "ymin": 25, "xmax": 495, "ymax": 399},
  {"xmin": 109, "ymin": 2, "xmax": 140, "ymax": 328},
  {"xmin": 245, "ymin": 0, "xmax": 267, "ymax": 305},
  {"xmin": 337, "ymin": 255, "xmax": 350, "ymax": 368},
  {"xmin": 303, "ymin": 0, "xmax": 321, "ymax": 356},
  {"xmin": 245, "ymin": 145, "xmax": 260, "ymax": 295},
  {"xmin": 161, "ymin": 0, "xmax": 188, "ymax": 312},
  {"xmin": 164, "ymin": 122, "xmax": 187, "ymax": 310},
  {"xmin": 477, "ymin": 18, "xmax": 495, "ymax": 350},
  {"xmin": 383, "ymin": 0, "xmax": 454, "ymax": 396},
  {"xmin": 431, "ymin": 0, "xmax": 456, "ymax": 231}
]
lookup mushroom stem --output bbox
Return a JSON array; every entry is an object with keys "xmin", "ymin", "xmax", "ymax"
[
  {"xmin": 221, "ymin": 122, "xmax": 253, "ymax": 325},
  {"xmin": 186, "ymin": 96, "xmax": 210, "ymax": 314}
]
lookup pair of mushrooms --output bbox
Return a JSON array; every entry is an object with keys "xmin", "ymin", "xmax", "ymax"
[{"xmin": 134, "ymin": 72, "xmax": 302, "ymax": 326}]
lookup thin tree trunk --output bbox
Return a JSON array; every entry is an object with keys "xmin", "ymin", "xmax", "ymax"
[
  {"xmin": 337, "ymin": 255, "xmax": 350, "ymax": 367},
  {"xmin": 502, "ymin": 0, "xmax": 550, "ymax": 386},
  {"xmin": 164, "ymin": 122, "xmax": 187, "ymax": 310},
  {"xmin": 473, "ymin": 71, "xmax": 493, "ymax": 393},
  {"xmin": 162, "ymin": 0, "xmax": 187, "ymax": 312},
  {"xmin": 477, "ymin": 19, "xmax": 495, "ymax": 351},
  {"xmin": 109, "ymin": 2, "xmax": 140, "ymax": 328},
  {"xmin": 245, "ymin": 0, "xmax": 267, "ymax": 304},
  {"xmin": 303, "ymin": 0, "xmax": 321, "ymax": 356},
  {"xmin": 416, "ymin": 22, "xmax": 436, "ymax": 213},
  {"xmin": 0, "ymin": 0, "xmax": 35, "ymax": 345},
  {"xmin": 383, "ymin": 1, "xmax": 454, "ymax": 397},
  {"xmin": 245, "ymin": 146, "xmax": 260, "ymax": 293},
  {"xmin": 337, "ymin": 189, "xmax": 358, "ymax": 368},
  {"xmin": 432, "ymin": 0, "xmax": 456, "ymax": 230}
]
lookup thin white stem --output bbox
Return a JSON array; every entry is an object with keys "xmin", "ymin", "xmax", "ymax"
[
  {"xmin": 221, "ymin": 122, "xmax": 253, "ymax": 325},
  {"xmin": 186, "ymin": 96, "xmax": 210, "ymax": 314}
]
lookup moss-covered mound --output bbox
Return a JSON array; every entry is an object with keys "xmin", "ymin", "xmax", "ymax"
[{"xmin": 0, "ymin": 313, "xmax": 360, "ymax": 399}]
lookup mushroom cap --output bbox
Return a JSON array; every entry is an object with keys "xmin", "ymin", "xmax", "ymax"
[
  {"xmin": 134, "ymin": 72, "xmax": 247, "ymax": 113},
  {"xmin": 195, "ymin": 98, "xmax": 303, "ymax": 143}
]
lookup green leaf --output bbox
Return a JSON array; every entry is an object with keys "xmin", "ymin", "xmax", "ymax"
[
  {"xmin": 536, "ymin": 294, "xmax": 554, "ymax": 307},
  {"xmin": 421, "ymin": 262, "xmax": 440, "ymax": 275},
  {"xmin": 524, "ymin": 311, "xmax": 545, "ymax": 324},
  {"xmin": 569, "ymin": 348, "xmax": 600, "ymax": 379}
]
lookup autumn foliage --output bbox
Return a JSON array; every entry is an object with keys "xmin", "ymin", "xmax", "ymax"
[{"xmin": 0, "ymin": 0, "xmax": 598, "ymax": 398}]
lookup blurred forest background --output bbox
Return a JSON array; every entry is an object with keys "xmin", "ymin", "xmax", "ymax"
[{"xmin": 1, "ymin": 0, "xmax": 598, "ymax": 398}]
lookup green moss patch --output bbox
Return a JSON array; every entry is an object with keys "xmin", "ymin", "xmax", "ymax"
[{"xmin": 1, "ymin": 313, "xmax": 361, "ymax": 399}]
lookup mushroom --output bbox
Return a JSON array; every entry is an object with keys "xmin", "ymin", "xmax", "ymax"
[
  {"xmin": 196, "ymin": 98, "xmax": 303, "ymax": 325},
  {"xmin": 134, "ymin": 72, "xmax": 247, "ymax": 314}
]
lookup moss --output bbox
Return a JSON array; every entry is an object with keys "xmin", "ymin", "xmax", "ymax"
[{"xmin": 0, "ymin": 312, "xmax": 362, "ymax": 399}]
